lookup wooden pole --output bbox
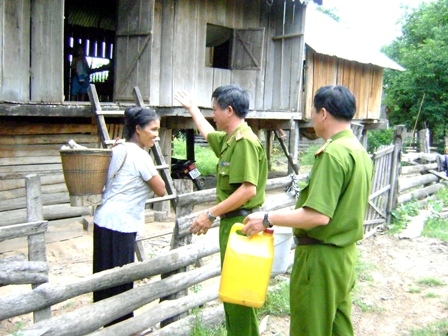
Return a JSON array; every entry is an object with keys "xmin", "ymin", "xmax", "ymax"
[
  {"xmin": 387, "ymin": 126, "xmax": 405, "ymax": 225},
  {"xmin": 26, "ymin": 174, "xmax": 51, "ymax": 322},
  {"xmin": 160, "ymin": 179, "xmax": 194, "ymax": 327}
]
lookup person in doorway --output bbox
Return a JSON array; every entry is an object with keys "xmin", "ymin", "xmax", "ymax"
[
  {"xmin": 93, "ymin": 106, "xmax": 166, "ymax": 327},
  {"xmin": 242, "ymin": 85, "xmax": 373, "ymax": 336},
  {"xmin": 174, "ymin": 85, "xmax": 268, "ymax": 336},
  {"xmin": 70, "ymin": 44, "xmax": 91, "ymax": 101}
]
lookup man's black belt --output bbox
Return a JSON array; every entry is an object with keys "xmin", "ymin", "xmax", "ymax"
[
  {"xmin": 220, "ymin": 208, "xmax": 253, "ymax": 219},
  {"xmin": 294, "ymin": 236, "xmax": 324, "ymax": 245}
]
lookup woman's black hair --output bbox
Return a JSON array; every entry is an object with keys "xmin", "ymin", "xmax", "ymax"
[
  {"xmin": 313, "ymin": 85, "xmax": 356, "ymax": 121},
  {"xmin": 123, "ymin": 107, "xmax": 160, "ymax": 140}
]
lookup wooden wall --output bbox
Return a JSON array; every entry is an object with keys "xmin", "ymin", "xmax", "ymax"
[
  {"xmin": 0, "ymin": 0, "xmax": 63, "ymax": 102},
  {"xmin": 0, "ymin": 0, "xmax": 31, "ymax": 102},
  {"xmin": 1, "ymin": 0, "xmax": 309, "ymax": 115},
  {"xmin": 0, "ymin": 117, "xmax": 99, "ymax": 228},
  {"xmin": 120, "ymin": 0, "xmax": 307, "ymax": 112},
  {"xmin": 302, "ymin": 50, "xmax": 384, "ymax": 120}
]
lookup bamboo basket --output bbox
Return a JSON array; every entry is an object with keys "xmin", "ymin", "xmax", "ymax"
[{"xmin": 60, "ymin": 149, "xmax": 112, "ymax": 206}]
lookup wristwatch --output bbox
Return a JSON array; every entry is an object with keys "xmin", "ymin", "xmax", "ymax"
[
  {"xmin": 206, "ymin": 209, "xmax": 217, "ymax": 221},
  {"xmin": 263, "ymin": 212, "xmax": 273, "ymax": 228}
]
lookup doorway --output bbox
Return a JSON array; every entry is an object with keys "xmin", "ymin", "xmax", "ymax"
[{"xmin": 64, "ymin": 0, "xmax": 117, "ymax": 102}]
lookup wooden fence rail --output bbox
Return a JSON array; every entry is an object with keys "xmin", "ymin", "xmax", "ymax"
[
  {"xmin": 2, "ymin": 125, "xmax": 448, "ymax": 335},
  {"xmin": 398, "ymin": 151, "xmax": 447, "ymax": 205},
  {"xmin": 0, "ymin": 176, "xmax": 300, "ymax": 335}
]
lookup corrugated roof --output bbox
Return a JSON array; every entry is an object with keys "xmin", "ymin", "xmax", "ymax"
[
  {"xmin": 66, "ymin": 0, "xmax": 116, "ymax": 31},
  {"xmin": 305, "ymin": 7, "xmax": 405, "ymax": 71}
]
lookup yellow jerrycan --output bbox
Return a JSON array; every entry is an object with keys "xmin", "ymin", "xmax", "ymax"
[{"xmin": 219, "ymin": 223, "xmax": 274, "ymax": 308}]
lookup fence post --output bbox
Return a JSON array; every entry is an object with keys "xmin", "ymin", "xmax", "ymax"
[
  {"xmin": 387, "ymin": 125, "xmax": 405, "ymax": 224},
  {"xmin": 26, "ymin": 174, "xmax": 51, "ymax": 322},
  {"xmin": 160, "ymin": 179, "xmax": 194, "ymax": 327},
  {"xmin": 418, "ymin": 128, "xmax": 430, "ymax": 154}
]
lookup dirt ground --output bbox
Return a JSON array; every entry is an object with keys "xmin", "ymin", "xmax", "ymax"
[
  {"xmin": 1, "ymin": 187, "xmax": 448, "ymax": 335},
  {"xmin": 264, "ymin": 231, "xmax": 448, "ymax": 336}
]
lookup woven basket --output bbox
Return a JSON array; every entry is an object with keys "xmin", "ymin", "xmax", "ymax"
[{"xmin": 60, "ymin": 149, "xmax": 112, "ymax": 206}]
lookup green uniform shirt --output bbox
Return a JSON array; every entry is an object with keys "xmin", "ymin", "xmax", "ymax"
[
  {"xmin": 294, "ymin": 129, "xmax": 373, "ymax": 247},
  {"xmin": 207, "ymin": 122, "xmax": 267, "ymax": 209}
]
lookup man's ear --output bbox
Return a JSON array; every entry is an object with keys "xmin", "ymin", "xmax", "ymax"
[{"xmin": 320, "ymin": 108, "xmax": 328, "ymax": 120}]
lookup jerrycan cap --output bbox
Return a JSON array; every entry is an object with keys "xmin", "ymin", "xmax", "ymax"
[{"xmin": 263, "ymin": 228, "xmax": 274, "ymax": 234}]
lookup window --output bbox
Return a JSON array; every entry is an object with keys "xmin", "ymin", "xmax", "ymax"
[{"xmin": 206, "ymin": 24, "xmax": 264, "ymax": 70}]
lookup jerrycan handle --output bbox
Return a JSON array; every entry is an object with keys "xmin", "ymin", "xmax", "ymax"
[{"xmin": 230, "ymin": 223, "xmax": 245, "ymax": 235}]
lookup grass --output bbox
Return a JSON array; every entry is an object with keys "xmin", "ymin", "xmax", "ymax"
[
  {"xmin": 172, "ymin": 134, "xmax": 319, "ymax": 178},
  {"xmin": 258, "ymin": 278, "xmax": 290, "ymax": 317},
  {"xmin": 415, "ymin": 277, "xmax": 446, "ymax": 288},
  {"xmin": 409, "ymin": 320, "xmax": 448, "ymax": 336},
  {"xmin": 298, "ymin": 144, "xmax": 321, "ymax": 166},
  {"xmin": 172, "ymin": 136, "xmax": 218, "ymax": 176},
  {"xmin": 8, "ymin": 322, "xmax": 24, "ymax": 336},
  {"xmin": 352, "ymin": 253, "xmax": 382, "ymax": 313},
  {"xmin": 388, "ymin": 186, "xmax": 448, "ymax": 242},
  {"xmin": 191, "ymin": 311, "xmax": 226, "ymax": 336},
  {"xmin": 386, "ymin": 187, "xmax": 448, "ymax": 335}
]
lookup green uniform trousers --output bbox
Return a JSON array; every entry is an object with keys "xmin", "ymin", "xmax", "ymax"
[
  {"xmin": 219, "ymin": 216, "xmax": 259, "ymax": 336},
  {"xmin": 290, "ymin": 243, "xmax": 357, "ymax": 336}
]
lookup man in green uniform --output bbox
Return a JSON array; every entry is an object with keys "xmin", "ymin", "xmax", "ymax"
[
  {"xmin": 174, "ymin": 84, "xmax": 268, "ymax": 336},
  {"xmin": 242, "ymin": 85, "xmax": 373, "ymax": 336}
]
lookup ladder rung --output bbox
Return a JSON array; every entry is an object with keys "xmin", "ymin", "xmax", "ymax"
[
  {"xmin": 146, "ymin": 194, "xmax": 177, "ymax": 204},
  {"xmin": 155, "ymin": 164, "xmax": 170, "ymax": 170},
  {"xmin": 96, "ymin": 110, "xmax": 125, "ymax": 116}
]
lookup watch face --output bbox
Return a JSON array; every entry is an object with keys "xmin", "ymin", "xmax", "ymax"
[{"xmin": 263, "ymin": 213, "xmax": 270, "ymax": 227}]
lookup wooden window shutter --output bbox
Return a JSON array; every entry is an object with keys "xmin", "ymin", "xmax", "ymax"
[{"xmin": 231, "ymin": 28, "xmax": 265, "ymax": 70}]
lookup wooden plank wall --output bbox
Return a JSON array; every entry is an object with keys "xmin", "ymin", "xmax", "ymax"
[
  {"xmin": 0, "ymin": 0, "xmax": 31, "ymax": 102},
  {"xmin": 149, "ymin": 0, "xmax": 306, "ymax": 112},
  {"xmin": 269, "ymin": 1, "xmax": 306, "ymax": 111},
  {"xmin": 30, "ymin": 0, "xmax": 64, "ymax": 102},
  {"xmin": 302, "ymin": 51, "xmax": 383, "ymax": 120},
  {"xmin": 114, "ymin": 0, "xmax": 154, "ymax": 101},
  {"xmin": 0, "ymin": 118, "xmax": 100, "ymax": 231}
]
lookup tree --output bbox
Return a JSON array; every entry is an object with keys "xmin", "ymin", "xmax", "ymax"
[{"xmin": 383, "ymin": 0, "xmax": 448, "ymax": 143}]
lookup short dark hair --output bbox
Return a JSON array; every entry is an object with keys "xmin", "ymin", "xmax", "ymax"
[
  {"xmin": 313, "ymin": 85, "xmax": 356, "ymax": 121},
  {"xmin": 211, "ymin": 84, "xmax": 250, "ymax": 118},
  {"xmin": 123, "ymin": 107, "xmax": 160, "ymax": 140}
]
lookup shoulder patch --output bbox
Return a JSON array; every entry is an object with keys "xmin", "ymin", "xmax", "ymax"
[
  {"xmin": 314, "ymin": 138, "xmax": 332, "ymax": 157},
  {"xmin": 235, "ymin": 129, "xmax": 244, "ymax": 141}
]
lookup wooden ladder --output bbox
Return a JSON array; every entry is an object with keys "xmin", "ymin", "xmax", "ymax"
[{"xmin": 87, "ymin": 84, "xmax": 177, "ymax": 260}]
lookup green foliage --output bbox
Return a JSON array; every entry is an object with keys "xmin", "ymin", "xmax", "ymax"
[
  {"xmin": 416, "ymin": 277, "xmax": 446, "ymax": 288},
  {"xmin": 355, "ymin": 252, "xmax": 375, "ymax": 283},
  {"xmin": 423, "ymin": 217, "xmax": 448, "ymax": 242},
  {"xmin": 298, "ymin": 144, "xmax": 321, "ymax": 166},
  {"xmin": 316, "ymin": 6, "xmax": 340, "ymax": 22},
  {"xmin": 367, "ymin": 129, "xmax": 394, "ymax": 153},
  {"xmin": 382, "ymin": 0, "xmax": 448, "ymax": 143},
  {"xmin": 389, "ymin": 187, "xmax": 448, "ymax": 241},
  {"xmin": 353, "ymin": 253, "xmax": 381, "ymax": 313},
  {"xmin": 172, "ymin": 136, "xmax": 218, "ymax": 176},
  {"xmin": 8, "ymin": 323, "xmax": 24, "ymax": 336},
  {"xmin": 258, "ymin": 279, "xmax": 290, "ymax": 317},
  {"xmin": 191, "ymin": 313, "xmax": 226, "ymax": 336},
  {"xmin": 389, "ymin": 200, "xmax": 421, "ymax": 234},
  {"xmin": 422, "ymin": 188, "xmax": 448, "ymax": 242},
  {"xmin": 409, "ymin": 319, "xmax": 448, "ymax": 336}
]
